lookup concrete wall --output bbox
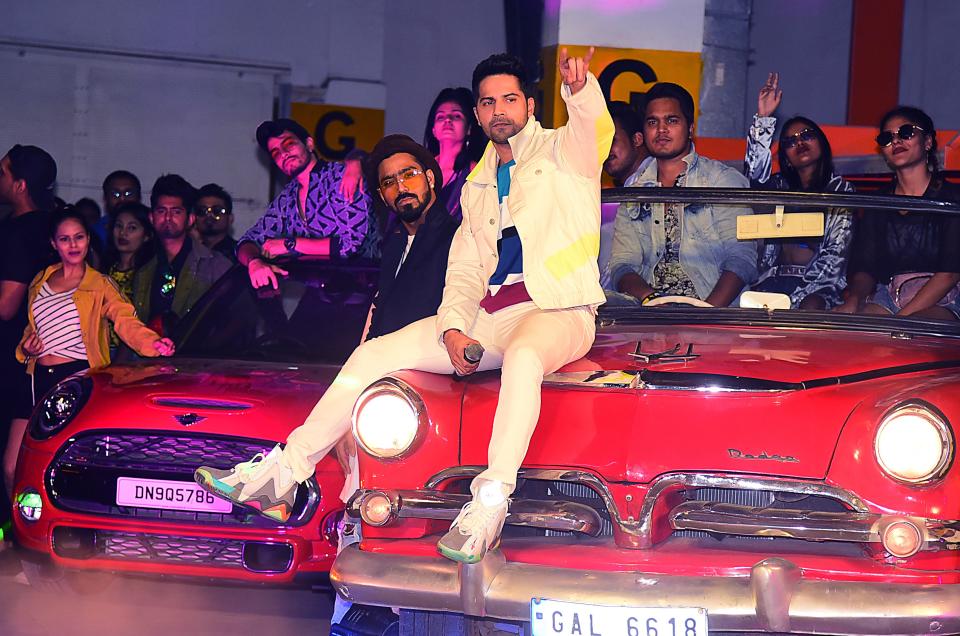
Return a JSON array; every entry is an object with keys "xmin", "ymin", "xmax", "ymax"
[
  {"xmin": 382, "ymin": 1, "xmax": 505, "ymax": 141},
  {"xmin": 0, "ymin": 0, "xmax": 385, "ymax": 106},
  {"xmin": 746, "ymin": 0, "xmax": 853, "ymax": 132},
  {"xmin": 900, "ymin": 0, "xmax": 960, "ymax": 130}
]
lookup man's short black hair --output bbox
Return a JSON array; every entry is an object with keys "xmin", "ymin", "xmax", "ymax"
[
  {"xmin": 150, "ymin": 174, "xmax": 197, "ymax": 211},
  {"xmin": 608, "ymin": 101, "xmax": 643, "ymax": 138},
  {"xmin": 102, "ymin": 170, "xmax": 141, "ymax": 194},
  {"xmin": 255, "ymin": 118, "xmax": 310, "ymax": 153},
  {"xmin": 472, "ymin": 53, "xmax": 529, "ymax": 100},
  {"xmin": 643, "ymin": 82, "xmax": 696, "ymax": 126},
  {"xmin": 196, "ymin": 183, "xmax": 233, "ymax": 214}
]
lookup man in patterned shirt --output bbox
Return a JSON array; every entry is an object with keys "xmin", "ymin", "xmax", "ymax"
[
  {"xmin": 607, "ymin": 82, "xmax": 757, "ymax": 307},
  {"xmin": 238, "ymin": 119, "xmax": 379, "ymax": 289}
]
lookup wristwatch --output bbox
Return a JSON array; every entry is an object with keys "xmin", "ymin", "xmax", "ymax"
[{"xmin": 283, "ymin": 237, "xmax": 301, "ymax": 256}]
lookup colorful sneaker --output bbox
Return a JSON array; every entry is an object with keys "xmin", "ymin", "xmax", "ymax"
[
  {"xmin": 194, "ymin": 445, "xmax": 298, "ymax": 523},
  {"xmin": 437, "ymin": 480, "xmax": 510, "ymax": 564}
]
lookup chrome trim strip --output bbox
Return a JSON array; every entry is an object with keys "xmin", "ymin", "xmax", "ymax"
[
  {"xmin": 332, "ymin": 546, "xmax": 960, "ymax": 633},
  {"xmin": 347, "ymin": 489, "xmax": 602, "ymax": 536},
  {"xmin": 424, "ymin": 467, "xmax": 870, "ymax": 549},
  {"xmin": 670, "ymin": 501, "xmax": 880, "ymax": 542}
]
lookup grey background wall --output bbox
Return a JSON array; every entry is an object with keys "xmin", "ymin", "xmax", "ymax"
[
  {"xmin": 746, "ymin": 0, "xmax": 854, "ymax": 129},
  {"xmin": 900, "ymin": 0, "xmax": 960, "ymax": 131}
]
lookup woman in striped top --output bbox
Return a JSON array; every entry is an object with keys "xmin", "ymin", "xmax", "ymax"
[{"xmin": 17, "ymin": 207, "xmax": 175, "ymax": 407}]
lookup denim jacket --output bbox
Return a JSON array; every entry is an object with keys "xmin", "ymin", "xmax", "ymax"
[{"xmin": 606, "ymin": 145, "xmax": 758, "ymax": 302}]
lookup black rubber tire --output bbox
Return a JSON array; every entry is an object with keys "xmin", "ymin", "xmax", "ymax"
[{"xmin": 398, "ymin": 609, "xmax": 527, "ymax": 636}]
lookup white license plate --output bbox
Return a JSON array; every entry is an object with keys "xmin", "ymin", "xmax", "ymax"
[
  {"xmin": 116, "ymin": 477, "xmax": 232, "ymax": 513},
  {"xmin": 531, "ymin": 599, "xmax": 707, "ymax": 636}
]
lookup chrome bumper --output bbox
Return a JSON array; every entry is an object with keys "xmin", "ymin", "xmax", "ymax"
[{"xmin": 332, "ymin": 545, "xmax": 960, "ymax": 634}]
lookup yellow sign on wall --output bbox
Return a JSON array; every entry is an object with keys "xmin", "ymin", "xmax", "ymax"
[
  {"xmin": 539, "ymin": 44, "xmax": 702, "ymax": 129},
  {"xmin": 290, "ymin": 103, "xmax": 385, "ymax": 162}
]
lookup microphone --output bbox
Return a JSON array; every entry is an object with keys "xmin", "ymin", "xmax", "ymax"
[{"xmin": 464, "ymin": 343, "xmax": 485, "ymax": 365}]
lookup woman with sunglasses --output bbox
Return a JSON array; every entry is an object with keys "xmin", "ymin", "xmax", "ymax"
[
  {"xmin": 837, "ymin": 106, "xmax": 960, "ymax": 319},
  {"xmin": 745, "ymin": 72, "xmax": 855, "ymax": 310},
  {"xmin": 422, "ymin": 87, "xmax": 486, "ymax": 221},
  {"xmin": 5, "ymin": 208, "xmax": 175, "ymax": 499}
]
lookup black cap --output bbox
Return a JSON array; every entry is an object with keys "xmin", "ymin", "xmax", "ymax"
[
  {"xmin": 255, "ymin": 118, "xmax": 310, "ymax": 152},
  {"xmin": 6, "ymin": 144, "xmax": 57, "ymax": 208},
  {"xmin": 364, "ymin": 134, "xmax": 443, "ymax": 199}
]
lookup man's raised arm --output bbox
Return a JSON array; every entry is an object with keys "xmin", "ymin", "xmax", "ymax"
[{"xmin": 556, "ymin": 47, "xmax": 615, "ymax": 179}]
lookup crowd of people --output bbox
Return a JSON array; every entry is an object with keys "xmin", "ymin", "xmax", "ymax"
[{"xmin": 1, "ymin": 48, "xmax": 958, "ymax": 590}]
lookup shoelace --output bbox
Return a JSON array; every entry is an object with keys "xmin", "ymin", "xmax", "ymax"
[
  {"xmin": 234, "ymin": 453, "xmax": 266, "ymax": 480},
  {"xmin": 456, "ymin": 500, "xmax": 505, "ymax": 536}
]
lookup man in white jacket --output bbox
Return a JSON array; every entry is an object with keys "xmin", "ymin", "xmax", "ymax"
[{"xmin": 196, "ymin": 50, "xmax": 613, "ymax": 564}]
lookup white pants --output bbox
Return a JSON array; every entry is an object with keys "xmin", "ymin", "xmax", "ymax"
[{"xmin": 282, "ymin": 301, "xmax": 595, "ymax": 491}]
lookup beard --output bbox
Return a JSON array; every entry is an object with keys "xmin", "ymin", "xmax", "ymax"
[
  {"xmin": 393, "ymin": 193, "xmax": 428, "ymax": 223},
  {"xmin": 486, "ymin": 116, "xmax": 525, "ymax": 144}
]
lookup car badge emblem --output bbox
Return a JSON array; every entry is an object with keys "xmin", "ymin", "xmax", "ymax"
[
  {"xmin": 629, "ymin": 341, "xmax": 699, "ymax": 363},
  {"xmin": 174, "ymin": 412, "xmax": 206, "ymax": 427},
  {"xmin": 728, "ymin": 448, "xmax": 799, "ymax": 463}
]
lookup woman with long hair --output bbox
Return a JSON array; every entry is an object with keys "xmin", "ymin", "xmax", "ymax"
[
  {"xmin": 4, "ymin": 207, "xmax": 174, "ymax": 498},
  {"xmin": 422, "ymin": 87, "xmax": 485, "ymax": 220},
  {"xmin": 100, "ymin": 202, "xmax": 155, "ymax": 298},
  {"xmin": 837, "ymin": 106, "xmax": 960, "ymax": 319},
  {"xmin": 745, "ymin": 72, "xmax": 855, "ymax": 309}
]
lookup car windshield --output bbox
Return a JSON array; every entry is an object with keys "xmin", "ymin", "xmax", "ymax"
[
  {"xmin": 598, "ymin": 187, "xmax": 960, "ymax": 337},
  {"xmin": 172, "ymin": 258, "xmax": 378, "ymax": 364}
]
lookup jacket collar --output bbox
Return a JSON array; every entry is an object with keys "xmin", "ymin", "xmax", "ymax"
[
  {"xmin": 468, "ymin": 116, "xmax": 542, "ymax": 185},
  {"xmin": 636, "ymin": 142, "xmax": 700, "ymax": 185},
  {"xmin": 36, "ymin": 263, "xmax": 101, "ymax": 292}
]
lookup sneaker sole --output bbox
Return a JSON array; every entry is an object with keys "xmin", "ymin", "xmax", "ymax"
[
  {"xmin": 194, "ymin": 470, "xmax": 292, "ymax": 524},
  {"xmin": 437, "ymin": 536, "xmax": 500, "ymax": 564}
]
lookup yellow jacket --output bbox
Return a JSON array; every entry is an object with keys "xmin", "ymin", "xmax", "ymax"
[
  {"xmin": 17, "ymin": 264, "xmax": 163, "ymax": 373},
  {"xmin": 436, "ymin": 72, "xmax": 614, "ymax": 340}
]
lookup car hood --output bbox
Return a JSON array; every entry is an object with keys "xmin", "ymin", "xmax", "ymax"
[
  {"xmin": 459, "ymin": 324, "xmax": 960, "ymax": 482},
  {"xmin": 74, "ymin": 358, "xmax": 340, "ymax": 441}
]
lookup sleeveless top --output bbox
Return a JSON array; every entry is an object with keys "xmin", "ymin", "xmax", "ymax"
[{"xmin": 32, "ymin": 282, "xmax": 87, "ymax": 360}]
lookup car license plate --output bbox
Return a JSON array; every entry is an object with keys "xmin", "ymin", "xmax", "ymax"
[
  {"xmin": 531, "ymin": 598, "xmax": 707, "ymax": 636},
  {"xmin": 116, "ymin": 477, "xmax": 232, "ymax": 513}
]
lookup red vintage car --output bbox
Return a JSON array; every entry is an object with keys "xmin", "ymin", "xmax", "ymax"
[
  {"xmin": 11, "ymin": 259, "xmax": 377, "ymax": 589},
  {"xmin": 331, "ymin": 189, "xmax": 960, "ymax": 635}
]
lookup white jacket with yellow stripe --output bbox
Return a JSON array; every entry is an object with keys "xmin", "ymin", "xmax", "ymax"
[{"xmin": 436, "ymin": 73, "xmax": 614, "ymax": 340}]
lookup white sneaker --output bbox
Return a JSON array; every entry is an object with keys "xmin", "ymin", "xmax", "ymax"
[
  {"xmin": 437, "ymin": 480, "xmax": 510, "ymax": 564},
  {"xmin": 195, "ymin": 444, "xmax": 298, "ymax": 523}
]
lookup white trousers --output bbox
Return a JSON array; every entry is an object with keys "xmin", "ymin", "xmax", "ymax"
[{"xmin": 282, "ymin": 301, "xmax": 595, "ymax": 492}]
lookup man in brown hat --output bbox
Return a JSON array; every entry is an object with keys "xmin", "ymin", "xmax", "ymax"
[{"xmin": 360, "ymin": 134, "xmax": 459, "ymax": 341}]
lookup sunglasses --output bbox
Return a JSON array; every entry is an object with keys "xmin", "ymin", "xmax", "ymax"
[
  {"xmin": 108, "ymin": 189, "xmax": 138, "ymax": 200},
  {"xmin": 876, "ymin": 124, "xmax": 925, "ymax": 147},
  {"xmin": 780, "ymin": 128, "xmax": 817, "ymax": 150},
  {"xmin": 196, "ymin": 205, "xmax": 228, "ymax": 218},
  {"xmin": 379, "ymin": 167, "xmax": 426, "ymax": 196}
]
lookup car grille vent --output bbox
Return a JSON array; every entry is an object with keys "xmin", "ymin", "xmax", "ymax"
[
  {"xmin": 55, "ymin": 432, "xmax": 271, "ymax": 473},
  {"xmin": 151, "ymin": 397, "xmax": 253, "ymax": 411},
  {"xmin": 101, "ymin": 531, "xmax": 245, "ymax": 567},
  {"xmin": 47, "ymin": 432, "xmax": 318, "ymax": 528},
  {"xmin": 509, "ymin": 478, "xmax": 614, "ymax": 538},
  {"xmin": 673, "ymin": 487, "xmax": 850, "ymax": 541}
]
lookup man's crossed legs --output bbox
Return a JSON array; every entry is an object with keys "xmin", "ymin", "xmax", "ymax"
[{"xmin": 196, "ymin": 301, "xmax": 594, "ymax": 562}]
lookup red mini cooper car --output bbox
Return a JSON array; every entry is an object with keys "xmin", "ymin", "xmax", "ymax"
[
  {"xmin": 331, "ymin": 189, "xmax": 960, "ymax": 635},
  {"xmin": 12, "ymin": 259, "xmax": 376, "ymax": 589}
]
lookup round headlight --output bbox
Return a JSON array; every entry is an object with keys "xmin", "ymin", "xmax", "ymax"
[
  {"xmin": 352, "ymin": 378, "xmax": 424, "ymax": 459},
  {"xmin": 29, "ymin": 376, "xmax": 92, "ymax": 440},
  {"xmin": 874, "ymin": 403, "xmax": 953, "ymax": 483}
]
